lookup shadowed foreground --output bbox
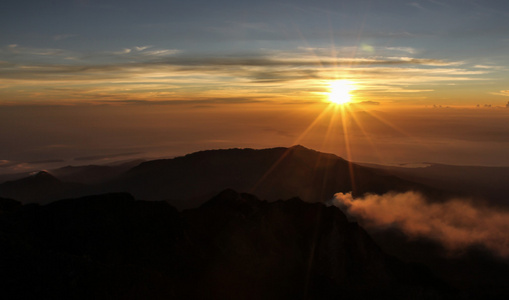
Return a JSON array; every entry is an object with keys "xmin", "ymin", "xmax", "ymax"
[{"xmin": 0, "ymin": 191, "xmax": 450, "ymax": 299}]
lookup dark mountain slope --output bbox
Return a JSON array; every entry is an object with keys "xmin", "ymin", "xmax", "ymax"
[
  {"xmin": 50, "ymin": 159, "xmax": 145, "ymax": 184},
  {"xmin": 0, "ymin": 193, "xmax": 183, "ymax": 300},
  {"xmin": 181, "ymin": 189, "xmax": 450, "ymax": 299},
  {"xmin": 0, "ymin": 191, "xmax": 452, "ymax": 299},
  {"xmin": 108, "ymin": 145, "xmax": 434, "ymax": 209},
  {"xmin": 0, "ymin": 171, "xmax": 83, "ymax": 203},
  {"xmin": 0, "ymin": 197, "xmax": 21, "ymax": 213}
]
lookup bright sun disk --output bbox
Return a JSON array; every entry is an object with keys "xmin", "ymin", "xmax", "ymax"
[{"xmin": 328, "ymin": 80, "xmax": 354, "ymax": 105}]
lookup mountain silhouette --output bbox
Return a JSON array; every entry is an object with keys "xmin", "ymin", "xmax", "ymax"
[
  {"xmin": 0, "ymin": 196, "xmax": 21, "ymax": 213},
  {"xmin": 0, "ymin": 146, "xmax": 441, "ymax": 207},
  {"xmin": 103, "ymin": 145, "xmax": 435, "ymax": 209},
  {"xmin": 49, "ymin": 159, "xmax": 146, "ymax": 184},
  {"xmin": 0, "ymin": 190, "xmax": 452, "ymax": 299},
  {"xmin": 0, "ymin": 171, "xmax": 82, "ymax": 203}
]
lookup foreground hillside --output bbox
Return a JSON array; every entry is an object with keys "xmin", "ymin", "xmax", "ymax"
[{"xmin": 0, "ymin": 191, "xmax": 450, "ymax": 300}]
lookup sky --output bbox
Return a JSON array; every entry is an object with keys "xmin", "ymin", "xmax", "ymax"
[{"xmin": 1, "ymin": 0, "xmax": 509, "ymax": 173}]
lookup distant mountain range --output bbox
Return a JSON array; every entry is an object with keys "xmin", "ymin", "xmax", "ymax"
[
  {"xmin": 0, "ymin": 170, "xmax": 83, "ymax": 203},
  {"xmin": 0, "ymin": 145, "xmax": 438, "ymax": 208}
]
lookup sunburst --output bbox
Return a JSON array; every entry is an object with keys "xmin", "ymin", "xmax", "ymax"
[{"xmin": 327, "ymin": 80, "xmax": 355, "ymax": 105}]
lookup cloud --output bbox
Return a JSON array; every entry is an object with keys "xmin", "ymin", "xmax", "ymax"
[
  {"xmin": 0, "ymin": 54, "xmax": 468, "ymax": 83},
  {"xmin": 0, "ymin": 160, "xmax": 20, "ymax": 168},
  {"xmin": 2, "ymin": 44, "xmax": 67, "ymax": 56},
  {"xmin": 114, "ymin": 48, "xmax": 132, "ymax": 55},
  {"xmin": 352, "ymin": 101, "xmax": 380, "ymax": 106},
  {"xmin": 27, "ymin": 159, "xmax": 65, "ymax": 164},
  {"xmin": 0, "ymin": 45, "xmax": 487, "ymax": 104},
  {"xmin": 490, "ymin": 90, "xmax": 509, "ymax": 98},
  {"xmin": 474, "ymin": 64, "xmax": 504, "ymax": 70},
  {"xmin": 385, "ymin": 47, "xmax": 416, "ymax": 54},
  {"xmin": 0, "ymin": 160, "xmax": 32, "ymax": 173},
  {"xmin": 73, "ymin": 152, "xmax": 143, "ymax": 161},
  {"xmin": 111, "ymin": 47, "xmax": 180, "ymax": 57},
  {"xmin": 142, "ymin": 49, "xmax": 180, "ymax": 57},
  {"xmin": 332, "ymin": 191, "xmax": 509, "ymax": 258},
  {"xmin": 95, "ymin": 97, "xmax": 266, "ymax": 106},
  {"xmin": 135, "ymin": 46, "xmax": 151, "ymax": 51}
]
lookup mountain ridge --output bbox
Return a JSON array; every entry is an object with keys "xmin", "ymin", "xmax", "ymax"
[
  {"xmin": 110, "ymin": 145, "xmax": 436, "ymax": 209},
  {"xmin": 0, "ymin": 146, "xmax": 443, "ymax": 208}
]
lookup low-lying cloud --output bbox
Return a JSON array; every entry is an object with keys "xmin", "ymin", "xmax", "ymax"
[{"xmin": 332, "ymin": 191, "xmax": 509, "ymax": 258}]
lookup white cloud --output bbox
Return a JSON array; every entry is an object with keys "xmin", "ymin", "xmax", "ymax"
[
  {"xmin": 142, "ymin": 49, "xmax": 181, "ymax": 56},
  {"xmin": 135, "ymin": 46, "xmax": 152, "ymax": 51},
  {"xmin": 332, "ymin": 191, "xmax": 509, "ymax": 258},
  {"xmin": 114, "ymin": 48, "xmax": 132, "ymax": 55},
  {"xmin": 385, "ymin": 47, "xmax": 416, "ymax": 54}
]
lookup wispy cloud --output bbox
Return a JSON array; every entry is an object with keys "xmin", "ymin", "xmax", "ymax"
[
  {"xmin": 0, "ymin": 45, "xmax": 493, "ymax": 104},
  {"xmin": 474, "ymin": 64, "xmax": 501, "ymax": 69},
  {"xmin": 492, "ymin": 90, "xmax": 509, "ymax": 97},
  {"xmin": 135, "ymin": 46, "xmax": 152, "ymax": 51},
  {"xmin": 142, "ymin": 49, "xmax": 181, "ymax": 57},
  {"xmin": 109, "ymin": 47, "xmax": 181, "ymax": 58},
  {"xmin": 2, "ymin": 44, "xmax": 68, "ymax": 57},
  {"xmin": 74, "ymin": 152, "xmax": 143, "ymax": 161},
  {"xmin": 384, "ymin": 47, "xmax": 417, "ymax": 54},
  {"xmin": 0, "ymin": 160, "xmax": 20, "ymax": 168},
  {"xmin": 114, "ymin": 48, "xmax": 132, "ymax": 55}
]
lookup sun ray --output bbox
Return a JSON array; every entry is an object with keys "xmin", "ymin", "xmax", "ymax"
[
  {"xmin": 345, "ymin": 108, "xmax": 385, "ymax": 163},
  {"xmin": 338, "ymin": 104, "xmax": 357, "ymax": 194},
  {"xmin": 360, "ymin": 109, "xmax": 433, "ymax": 153},
  {"xmin": 250, "ymin": 104, "xmax": 335, "ymax": 194}
]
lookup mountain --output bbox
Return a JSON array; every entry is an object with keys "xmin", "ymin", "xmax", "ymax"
[
  {"xmin": 0, "ymin": 146, "xmax": 444, "ymax": 208},
  {"xmin": 0, "ymin": 196, "xmax": 21, "ymax": 213},
  {"xmin": 0, "ymin": 171, "xmax": 83, "ymax": 203},
  {"xmin": 49, "ymin": 159, "xmax": 146, "ymax": 184},
  {"xmin": 0, "ymin": 172, "xmax": 33, "ymax": 184},
  {"xmin": 0, "ymin": 190, "xmax": 452, "ymax": 299},
  {"xmin": 103, "ymin": 145, "xmax": 436, "ymax": 209}
]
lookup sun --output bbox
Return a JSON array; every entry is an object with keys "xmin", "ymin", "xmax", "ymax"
[{"xmin": 327, "ymin": 80, "xmax": 354, "ymax": 105}]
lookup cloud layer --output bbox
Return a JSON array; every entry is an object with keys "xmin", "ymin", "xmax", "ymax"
[
  {"xmin": 332, "ymin": 191, "xmax": 509, "ymax": 258},
  {"xmin": 0, "ymin": 44, "xmax": 493, "ymax": 104}
]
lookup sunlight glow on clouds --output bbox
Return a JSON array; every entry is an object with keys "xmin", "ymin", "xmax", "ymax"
[
  {"xmin": 0, "ymin": 45, "xmax": 496, "ymax": 105},
  {"xmin": 0, "ymin": 0, "xmax": 508, "ymax": 106},
  {"xmin": 333, "ymin": 191, "xmax": 509, "ymax": 258}
]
